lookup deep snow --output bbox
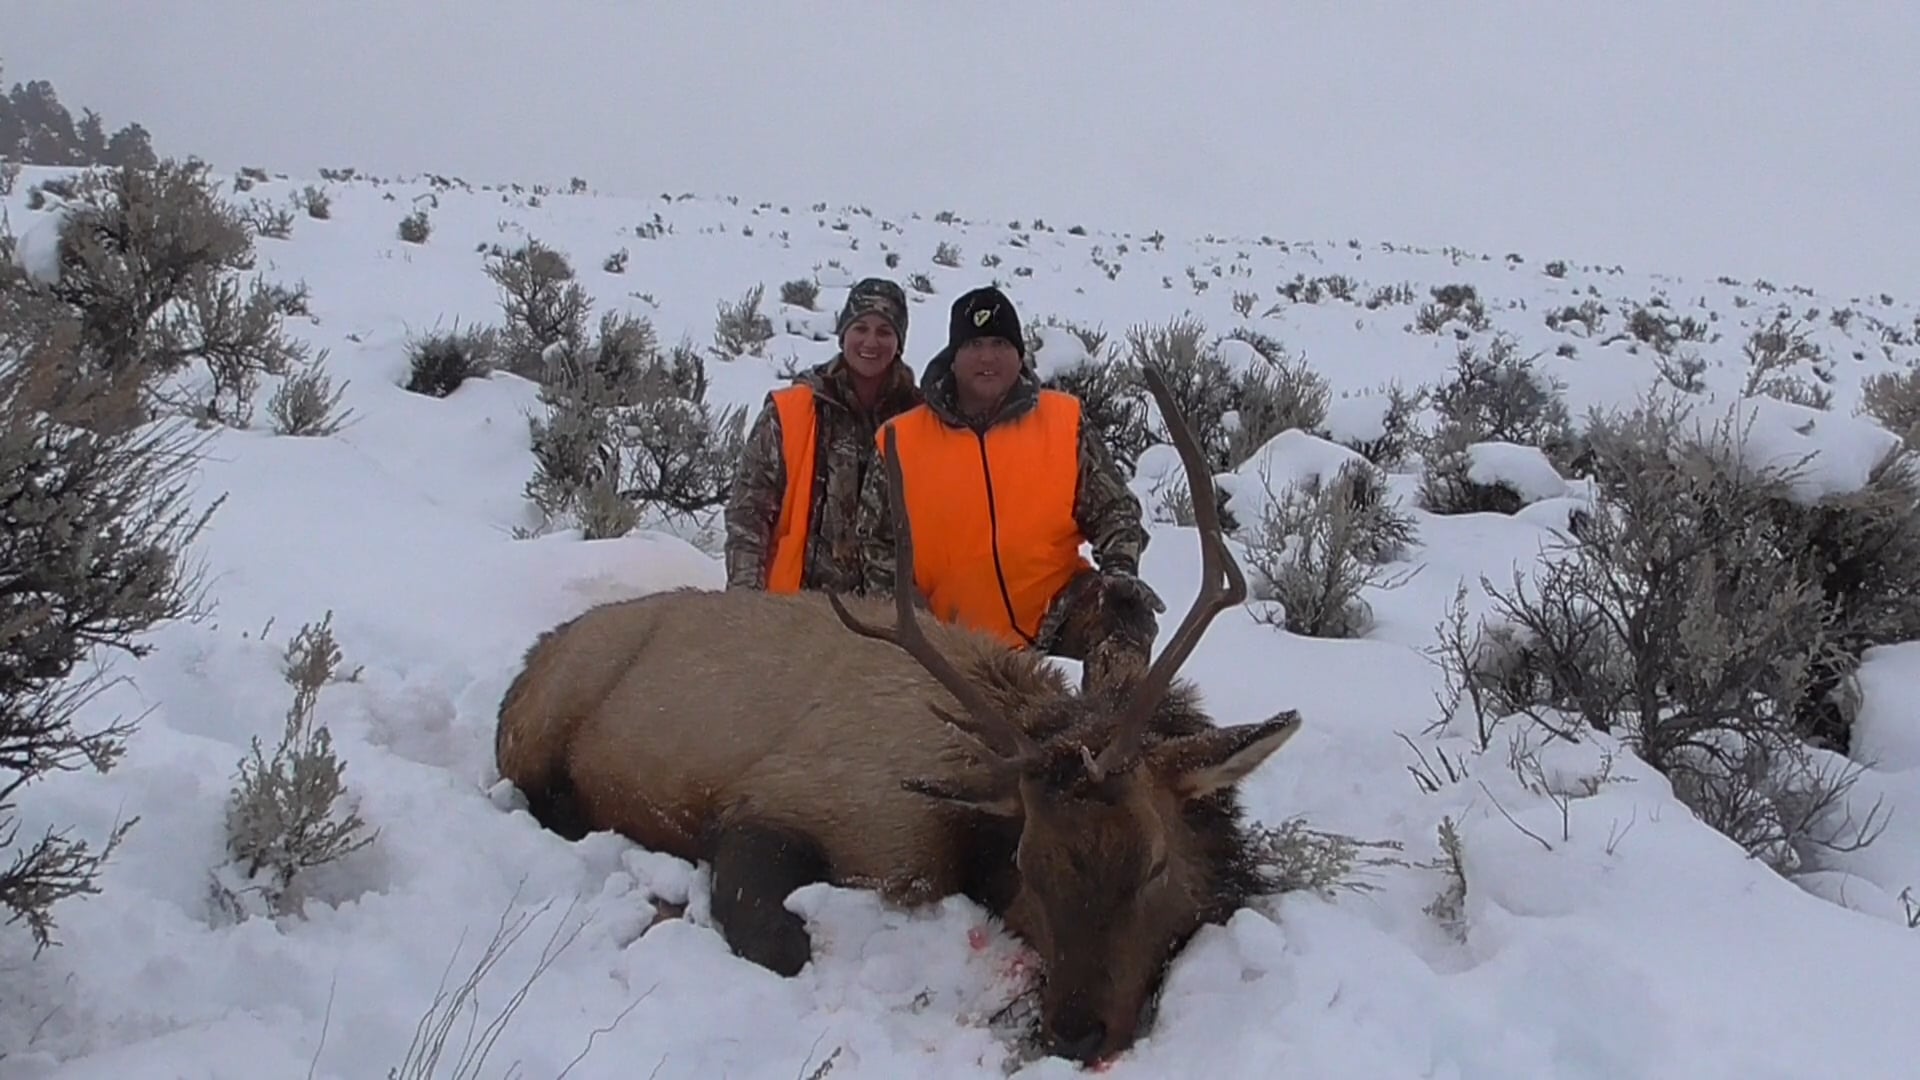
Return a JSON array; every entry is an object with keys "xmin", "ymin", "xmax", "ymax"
[{"xmin": 3, "ymin": 162, "xmax": 1920, "ymax": 1079}]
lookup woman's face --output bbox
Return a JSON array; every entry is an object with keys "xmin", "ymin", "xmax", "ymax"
[{"xmin": 841, "ymin": 314, "xmax": 899, "ymax": 379}]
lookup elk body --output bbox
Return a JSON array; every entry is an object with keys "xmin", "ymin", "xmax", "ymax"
[{"xmin": 493, "ymin": 369, "xmax": 1300, "ymax": 1064}]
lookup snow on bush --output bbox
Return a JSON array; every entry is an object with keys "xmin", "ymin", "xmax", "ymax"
[
  {"xmin": 0, "ymin": 278, "xmax": 214, "ymax": 950},
  {"xmin": 217, "ymin": 613, "xmax": 375, "ymax": 919}
]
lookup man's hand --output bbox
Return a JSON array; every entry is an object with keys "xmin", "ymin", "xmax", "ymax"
[{"xmin": 1101, "ymin": 568, "xmax": 1166, "ymax": 615}]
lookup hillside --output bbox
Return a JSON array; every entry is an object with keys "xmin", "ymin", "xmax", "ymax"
[{"xmin": 4, "ymin": 160, "xmax": 1920, "ymax": 1079}]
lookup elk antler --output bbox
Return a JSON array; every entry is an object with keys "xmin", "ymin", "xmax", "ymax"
[
  {"xmin": 826, "ymin": 426, "xmax": 1044, "ymax": 769},
  {"xmin": 1090, "ymin": 363, "xmax": 1248, "ymax": 778}
]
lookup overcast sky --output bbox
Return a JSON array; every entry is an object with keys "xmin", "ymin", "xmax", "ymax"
[{"xmin": 5, "ymin": 0, "xmax": 1914, "ymax": 297}]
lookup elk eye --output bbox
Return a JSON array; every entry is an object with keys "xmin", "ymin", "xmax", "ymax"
[{"xmin": 1146, "ymin": 856, "xmax": 1169, "ymax": 882}]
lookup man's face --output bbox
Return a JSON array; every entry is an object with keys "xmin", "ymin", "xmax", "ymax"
[{"xmin": 952, "ymin": 337, "xmax": 1022, "ymax": 409}]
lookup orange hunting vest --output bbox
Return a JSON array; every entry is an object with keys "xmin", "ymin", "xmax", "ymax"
[
  {"xmin": 880, "ymin": 391, "xmax": 1092, "ymax": 646},
  {"xmin": 766, "ymin": 385, "xmax": 817, "ymax": 592}
]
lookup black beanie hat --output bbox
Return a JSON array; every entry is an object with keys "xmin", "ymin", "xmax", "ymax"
[{"xmin": 945, "ymin": 285, "xmax": 1024, "ymax": 359}]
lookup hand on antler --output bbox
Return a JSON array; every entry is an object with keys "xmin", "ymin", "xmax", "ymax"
[{"xmin": 1099, "ymin": 567, "xmax": 1166, "ymax": 616}]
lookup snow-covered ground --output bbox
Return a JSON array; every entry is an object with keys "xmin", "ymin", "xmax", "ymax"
[{"xmin": 4, "ymin": 162, "xmax": 1920, "ymax": 1079}]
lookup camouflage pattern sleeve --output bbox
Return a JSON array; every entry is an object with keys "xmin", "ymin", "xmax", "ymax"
[
  {"xmin": 1072, "ymin": 418, "xmax": 1150, "ymax": 576},
  {"xmin": 722, "ymin": 397, "xmax": 787, "ymax": 589},
  {"xmin": 855, "ymin": 439, "xmax": 898, "ymax": 596}
]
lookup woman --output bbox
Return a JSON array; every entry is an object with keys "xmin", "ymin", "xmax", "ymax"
[{"xmin": 723, "ymin": 277, "xmax": 922, "ymax": 593}]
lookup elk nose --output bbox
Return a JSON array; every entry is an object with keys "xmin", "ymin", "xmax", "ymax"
[{"xmin": 1048, "ymin": 1016, "xmax": 1108, "ymax": 1063}]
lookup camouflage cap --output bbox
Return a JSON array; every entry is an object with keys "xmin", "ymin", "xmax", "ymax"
[{"xmin": 835, "ymin": 277, "xmax": 909, "ymax": 344}]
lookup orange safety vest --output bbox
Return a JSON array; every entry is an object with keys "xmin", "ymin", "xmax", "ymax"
[
  {"xmin": 880, "ymin": 391, "xmax": 1091, "ymax": 646},
  {"xmin": 766, "ymin": 385, "xmax": 817, "ymax": 592}
]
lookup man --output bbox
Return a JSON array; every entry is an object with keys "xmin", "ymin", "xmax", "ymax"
[
  {"xmin": 858, "ymin": 285, "xmax": 1165, "ymax": 693},
  {"xmin": 724, "ymin": 277, "xmax": 923, "ymax": 593}
]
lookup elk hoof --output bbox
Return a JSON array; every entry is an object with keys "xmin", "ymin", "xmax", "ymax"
[{"xmin": 730, "ymin": 913, "xmax": 813, "ymax": 976}]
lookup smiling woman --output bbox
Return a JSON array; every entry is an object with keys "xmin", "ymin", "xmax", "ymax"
[
  {"xmin": 722, "ymin": 276, "xmax": 921, "ymax": 595},
  {"xmin": 1, "ymin": 0, "xmax": 1915, "ymax": 295}
]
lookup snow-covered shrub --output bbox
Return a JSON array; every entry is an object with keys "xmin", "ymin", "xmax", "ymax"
[
  {"xmin": 1, "ymin": 281, "xmax": 214, "ymax": 950},
  {"xmin": 1426, "ymin": 583, "xmax": 1623, "ymax": 754},
  {"xmin": 1858, "ymin": 365, "xmax": 1920, "ymax": 443},
  {"xmin": 1430, "ymin": 334, "xmax": 1572, "ymax": 452},
  {"xmin": 396, "ymin": 210, "xmax": 431, "ymax": 244},
  {"xmin": 1046, "ymin": 318, "xmax": 1108, "ymax": 359},
  {"xmin": 1414, "ymin": 283, "xmax": 1490, "ymax": 335},
  {"xmin": 710, "ymin": 283, "xmax": 774, "ymax": 360},
  {"xmin": 151, "ymin": 271, "xmax": 311, "ymax": 427},
  {"xmin": 403, "ymin": 322, "xmax": 499, "ymax": 398},
  {"xmin": 48, "ymin": 158, "xmax": 251, "ymax": 377},
  {"xmin": 1420, "ymin": 440, "xmax": 1568, "ymax": 517},
  {"xmin": 486, "ymin": 239, "xmax": 589, "ymax": 381},
  {"xmin": 1763, "ymin": 449, "xmax": 1920, "ymax": 751},
  {"xmin": 1246, "ymin": 816, "xmax": 1406, "ymax": 898},
  {"xmin": 622, "ymin": 393, "xmax": 748, "ymax": 524},
  {"xmin": 25, "ymin": 157, "xmax": 320, "ymax": 430},
  {"xmin": 294, "ymin": 185, "xmax": 330, "ymax": 220},
  {"xmin": 1623, "ymin": 304, "xmax": 1707, "ymax": 355},
  {"xmin": 243, "ymin": 198, "xmax": 294, "ymax": 240},
  {"xmin": 1041, "ymin": 353, "xmax": 1153, "ymax": 477},
  {"xmin": 525, "ymin": 325, "xmax": 744, "ymax": 538},
  {"xmin": 1327, "ymin": 382, "xmax": 1427, "ymax": 468},
  {"xmin": 262, "ymin": 278, "xmax": 311, "ymax": 320},
  {"xmin": 1124, "ymin": 315, "xmax": 1235, "ymax": 466},
  {"xmin": 1544, "ymin": 299, "xmax": 1607, "ymax": 337},
  {"xmin": 267, "ymin": 354, "xmax": 350, "ymax": 436},
  {"xmin": 779, "ymin": 277, "xmax": 819, "ymax": 310},
  {"xmin": 1219, "ymin": 328, "xmax": 1329, "ymax": 469},
  {"xmin": 1121, "ymin": 311, "xmax": 1236, "ymax": 463},
  {"xmin": 1123, "ymin": 315, "xmax": 1318, "ymax": 470},
  {"xmin": 1423, "ymin": 818, "xmax": 1467, "ymax": 942},
  {"xmin": 589, "ymin": 311, "xmax": 683, "ymax": 405},
  {"xmin": 220, "ymin": 613, "xmax": 374, "ymax": 918},
  {"xmin": 524, "ymin": 355, "xmax": 625, "ymax": 537},
  {"xmin": 1742, "ymin": 316, "xmax": 1832, "ymax": 410},
  {"xmin": 1245, "ymin": 460, "xmax": 1417, "ymax": 638},
  {"xmin": 1473, "ymin": 395, "xmax": 1884, "ymax": 869},
  {"xmin": 1656, "ymin": 350, "xmax": 1708, "ymax": 395}
]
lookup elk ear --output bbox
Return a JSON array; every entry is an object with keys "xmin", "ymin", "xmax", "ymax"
[
  {"xmin": 902, "ymin": 775, "xmax": 1023, "ymax": 817},
  {"xmin": 1148, "ymin": 710, "xmax": 1301, "ymax": 800}
]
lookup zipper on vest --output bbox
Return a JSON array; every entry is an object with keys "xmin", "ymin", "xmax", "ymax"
[{"xmin": 974, "ymin": 430, "xmax": 1039, "ymax": 647}]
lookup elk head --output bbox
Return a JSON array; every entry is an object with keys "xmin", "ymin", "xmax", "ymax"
[{"xmin": 827, "ymin": 365, "xmax": 1300, "ymax": 1064}]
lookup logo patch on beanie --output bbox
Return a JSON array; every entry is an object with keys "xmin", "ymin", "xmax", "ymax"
[{"xmin": 972, "ymin": 306, "xmax": 994, "ymax": 327}]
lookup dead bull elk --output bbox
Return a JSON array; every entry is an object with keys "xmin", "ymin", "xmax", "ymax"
[{"xmin": 494, "ymin": 365, "xmax": 1301, "ymax": 1064}]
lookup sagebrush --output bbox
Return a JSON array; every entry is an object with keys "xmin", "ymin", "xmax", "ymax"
[
  {"xmin": 220, "ymin": 612, "xmax": 374, "ymax": 917},
  {"xmin": 524, "ymin": 324, "xmax": 745, "ymax": 539},
  {"xmin": 1449, "ymin": 394, "xmax": 1898, "ymax": 870},
  {"xmin": 1245, "ymin": 461, "xmax": 1418, "ymax": 638},
  {"xmin": 1, "ymin": 269, "xmax": 216, "ymax": 950},
  {"xmin": 40, "ymin": 157, "xmax": 314, "ymax": 430}
]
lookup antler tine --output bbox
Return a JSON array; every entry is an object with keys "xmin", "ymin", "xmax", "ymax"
[
  {"xmin": 1094, "ymin": 363, "xmax": 1248, "ymax": 775},
  {"xmin": 825, "ymin": 427, "xmax": 1043, "ymax": 767}
]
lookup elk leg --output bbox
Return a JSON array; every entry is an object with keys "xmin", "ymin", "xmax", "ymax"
[
  {"xmin": 708, "ymin": 820, "xmax": 830, "ymax": 977},
  {"xmin": 520, "ymin": 773, "xmax": 592, "ymax": 841}
]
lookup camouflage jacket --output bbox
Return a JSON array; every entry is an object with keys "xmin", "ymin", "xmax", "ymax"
[
  {"xmin": 857, "ymin": 354, "xmax": 1149, "ymax": 597},
  {"xmin": 723, "ymin": 356, "xmax": 923, "ymax": 592}
]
